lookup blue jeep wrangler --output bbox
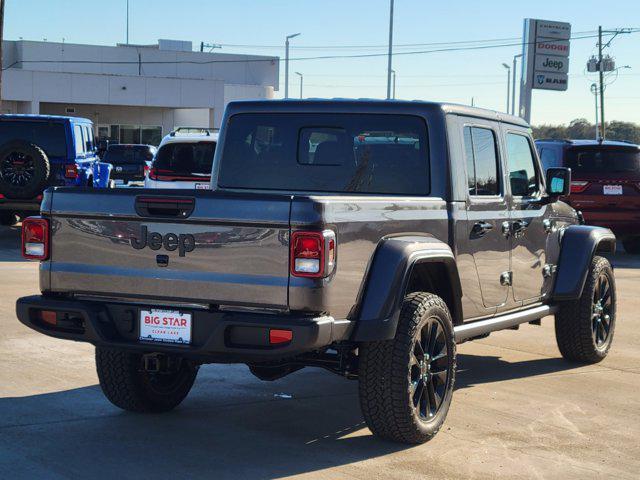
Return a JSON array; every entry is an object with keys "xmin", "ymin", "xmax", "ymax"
[{"xmin": 0, "ymin": 114, "xmax": 113, "ymax": 225}]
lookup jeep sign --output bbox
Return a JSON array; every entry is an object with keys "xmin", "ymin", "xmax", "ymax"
[{"xmin": 535, "ymin": 55, "xmax": 569, "ymax": 74}]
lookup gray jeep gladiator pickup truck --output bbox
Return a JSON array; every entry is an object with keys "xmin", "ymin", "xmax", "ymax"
[{"xmin": 16, "ymin": 100, "xmax": 617, "ymax": 444}]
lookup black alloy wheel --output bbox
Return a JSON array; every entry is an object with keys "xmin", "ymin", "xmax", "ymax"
[
  {"xmin": 410, "ymin": 316, "xmax": 451, "ymax": 420},
  {"xmin": 591, "ymin": 273, "xmax": 613, "ymax": 348}
]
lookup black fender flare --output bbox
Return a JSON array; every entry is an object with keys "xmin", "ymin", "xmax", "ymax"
[
  {"xmin": 351, "ymin": 235, "xmax": 462, "ymax": 342},
  {"xmin": 553, "ymin": 225, "xmax": 616, "ymax": 301}
]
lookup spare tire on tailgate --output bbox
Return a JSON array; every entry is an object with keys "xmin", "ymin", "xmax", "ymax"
[{"xmin": 0, "ymin": 141, "xmax": 51, "ymax": 199}]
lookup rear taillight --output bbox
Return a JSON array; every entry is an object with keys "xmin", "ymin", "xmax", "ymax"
[
  {"xmin": 144, "ymin": 165, "xmax": 150, "ymax": 177},
  {"xmin": 570, "ymin": 181, "xmax": 590, "ymax": 193},
  {"xmin": 290, "ymin": 230, "xmax": 336, "ymax": 278},
  {"xmin": 64, "ymin": 164, "xmax": 78, "ymax": 179},
  {"xmin": 22, "ymin": 217, "xmax": 49, "ymax": 260}
]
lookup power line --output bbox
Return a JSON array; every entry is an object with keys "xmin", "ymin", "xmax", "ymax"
[
  {"xmin": 213, "ymin": 29, "xmax": 604, "ymax": 50},
  {"xmin": 2, "ymin": 29, "xmax": 637, "ymax": 71}
]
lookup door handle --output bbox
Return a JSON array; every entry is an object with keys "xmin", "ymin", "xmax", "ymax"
[
  {"xmin": 472, "ymin": 221, "xmax": 494, "ymax": 237},
  {"xmin": 512, "ymin": 219, "xmax": 529, "ymax": 237}
]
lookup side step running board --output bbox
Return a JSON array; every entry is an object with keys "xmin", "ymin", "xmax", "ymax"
[{"xmin": 454, "ymin": 305, "xmax": 557, "ymax": 343}]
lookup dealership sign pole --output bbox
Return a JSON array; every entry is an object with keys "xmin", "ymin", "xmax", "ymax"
[{"xmin": 519, "ymin": 19, "xmax": 571, "ymax": 122}]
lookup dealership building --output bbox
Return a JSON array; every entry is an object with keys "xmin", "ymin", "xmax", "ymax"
[{"xmin": 0, "ymin": 39, "xmax": 278, "ymax": 144}]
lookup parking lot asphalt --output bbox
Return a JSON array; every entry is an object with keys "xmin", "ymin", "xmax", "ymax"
[{"xmin": 1, "ymin": 224, "xmax": 639, "ymax": 480}]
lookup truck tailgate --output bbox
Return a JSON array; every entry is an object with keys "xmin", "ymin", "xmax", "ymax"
[{"xmin": 44, "ymin": 188, "xmax": 291, "ymax": 309}]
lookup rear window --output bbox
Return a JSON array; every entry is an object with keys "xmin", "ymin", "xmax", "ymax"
[
  {"xmin": 0, "ymin": 120, "xmax": 67, "ymax": 157},
  {"xmin": 565, "ymin": 147, "xmax": 640, "ymax": 174},
  {"xmin": 154, "ymin": 142, "xmax": 216, "ymax": 174},
  {"xmin": 218, "ymin": 113, "xmax": 429, "ymax": 195},
  {"xmin": 104, "ymin": 146, "xmax": 154, "ymax": 164}
]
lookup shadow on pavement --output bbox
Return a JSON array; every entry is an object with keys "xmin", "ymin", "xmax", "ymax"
[
  {"xmin": 456, "ymin": 353, "xmax": 583, "ymax": 389},
  {"xmin": 0, "ymin": 352, "xmax": 588, "ymax": 479}
]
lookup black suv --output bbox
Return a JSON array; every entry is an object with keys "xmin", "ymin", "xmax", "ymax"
[
  {"xmin": 103, "ymin": 144, "xmax": 156, "ymax": 187},
  {"xmin": 17, "ymin": 100, "xmax": 617, "ymax": 444}
]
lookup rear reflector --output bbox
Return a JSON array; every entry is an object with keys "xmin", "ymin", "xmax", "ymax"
[
  {"xmin": 64, "ymin": 164, "xmax": 78, "ymax": 179},
  {"xmin": 22, "ymin": 217, "xmax": 49, "ymax": 260},
  {"xmin": 269, "ymin": 329, "xmax": 293, "ymax": 345},
  {"xmin": 38, "ymin": 310, "xmax": 57, "ymax": 326},
  {"xmin": 570, "ymin": 181, "xmax": 589, "ymax": 193}
]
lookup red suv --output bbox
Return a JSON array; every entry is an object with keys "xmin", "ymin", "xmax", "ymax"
[{"xmin": 536, "ymin": 139, "xmax": 640, "ymax": 253}]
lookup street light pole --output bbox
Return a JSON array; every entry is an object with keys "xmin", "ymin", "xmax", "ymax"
[
  {"xmin": 391, "ymin": 69, "xmax": 396, "ymax": 99},
  {"xmin": 285, "ymin": 33, "xmax": 301, "ymax": 99},
  {"xmin": 295, "ymin": 72, "xmax": 303, "ymax": 99},
  {"xmin": 386, "ymin": 0, "xmax": 394, "ymax": 100},
  {"xmin": 511, "ymin": 54, "xmax": 522, "ymax": 115},
  {"xmin": 502, "ymin": 63, "xmax": 511, "ymax": 113},
  {"xmin": 126, "ymin": 0, "xmax": 129, "ymax": 44}
]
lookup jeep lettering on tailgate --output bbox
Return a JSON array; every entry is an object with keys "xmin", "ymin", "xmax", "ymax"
[{"xmin": 130, "ymin": 225, "xmax": 195, "ymax": 257}]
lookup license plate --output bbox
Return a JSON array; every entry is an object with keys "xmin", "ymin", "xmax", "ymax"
[
  {"xmin": 139, "ymin": 309, "xmax": 192, "ymax": 344},
  {"xmin": 195, "ymin": 183, "xmax": 211, "ymax": 190},
  {"xmin": 603, "ymin": 185, "xmax": 623, "ymax": 195},
  {"xmin": 114, "ymin": 179, "xmax": 125, "ymax": 185}
]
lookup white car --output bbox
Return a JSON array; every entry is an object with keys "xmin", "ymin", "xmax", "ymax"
[{"xmin": 145, "ymin": 128, "xmax": 218, "ymax": 190}]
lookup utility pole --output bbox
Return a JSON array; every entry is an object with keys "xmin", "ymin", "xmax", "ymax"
[
  {"xmin": 295, "ymin": 71, "xmax": 303, "ymax": 99},
  {"xmin": 284, "ymin": 33, "xmax": 301, "ymax": 99},
  {"xmin": 386, "ymin": 0, "xmax": 394, "ymax": 100},
  {"xmin": 0, "ymin": 0, "xmax": 5, "ymax": 108},
  {"xmin": 598, "ymin": 26, "xmax": 605, "ymax": 140},
  {"xmin": 591, "ymin": 83, "xmax": 599, "ymax": 140}
]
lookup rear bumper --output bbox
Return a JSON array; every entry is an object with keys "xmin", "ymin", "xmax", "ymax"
[{"xmin": 16, "ymin": 295, "xmax": 352, "ymax": 362}]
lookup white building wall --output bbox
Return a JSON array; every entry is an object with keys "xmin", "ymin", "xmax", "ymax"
[{"xmin": 0, "ymin": 39, "xmax": 278, "ymax": 134}]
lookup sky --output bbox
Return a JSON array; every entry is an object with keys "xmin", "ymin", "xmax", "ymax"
[{"xmin": 3, "ymin": 0, "xmax": 639, "ymax": 125}]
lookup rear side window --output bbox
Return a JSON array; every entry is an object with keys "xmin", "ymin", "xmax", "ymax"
[
  {"xmin": 0, "ymin": 120, "xmax": 67, "ymax": 157},
  {"xmin": 506, "ymin": 133, "xmax": 539, "ymax": 197},
  {"xmin": 219, "ymin": 113, "xmax": 429, "ymax": 195},
  {"xmin": 565, "ymin": 147, "xmax": 640, "ymax": 174},
  {"xmin": 74, "ymin": 125, "xmax": 85, "ymax": 155},
  {"xmin": 464, "ymin": 126, "xmax": 500, "ymax": 196},
  {"xmin": 154, "ymin": 142, "xmax": 216, "ymax": 174}
]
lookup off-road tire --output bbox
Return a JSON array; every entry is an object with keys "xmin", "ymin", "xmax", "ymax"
[
  {"xmin": 359, "ymin": 292, "xmax": 456, "ymax": 444},
  {"xmin": 0, "ymin": 141, "xmax": 50, "ymax": 199},
  {"xmin": 622, "ymin": 237, "xmax": 640, "ymax": 255},
  {"xmin": 555, "ymin": 256, "xmax": 616, "ymax": 363},
  {"xmin": 0, "ymin": 211, "xmax": 17, "ymax": 226},
  {"xmin": 95, "ymin": 347, "xmax": 199, "ymax": 413}
]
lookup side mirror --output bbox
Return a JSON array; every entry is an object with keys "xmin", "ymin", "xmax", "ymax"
[{"xmin": 546, "ymin": 167, "xmax": 571, "ymax": 199}]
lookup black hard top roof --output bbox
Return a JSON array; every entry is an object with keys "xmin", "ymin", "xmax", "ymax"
[{"xmin": 226, "ymin": 98, "xmax": 530, "ymax": 128}]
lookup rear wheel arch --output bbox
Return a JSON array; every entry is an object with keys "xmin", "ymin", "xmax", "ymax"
[
  {"xmin": 352, "ymin": 236, "xmax": 463, "ymax": 341},
  {"xmin": 405, "ymin": 260, "xmax": 463, "ymax": 327}
]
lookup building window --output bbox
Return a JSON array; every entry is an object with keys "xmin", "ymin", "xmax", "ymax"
[
  {"xmin": 120, "ymin": 125, "xmax": 141, "ymax": 144},
  {"xmin": 141, "ymin": 126, "xmax": 163, "ymax": 145}
]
